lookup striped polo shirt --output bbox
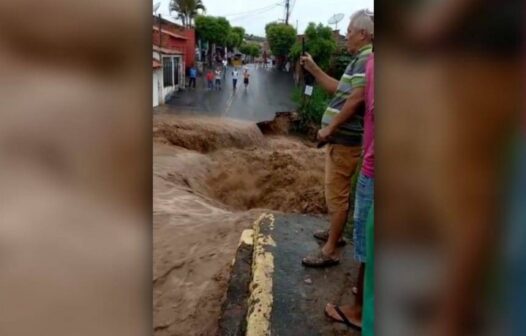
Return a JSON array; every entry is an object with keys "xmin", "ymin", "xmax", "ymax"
[{"xmin": 321, "ymin": 44, "xmax": 372, "ymax": 146}]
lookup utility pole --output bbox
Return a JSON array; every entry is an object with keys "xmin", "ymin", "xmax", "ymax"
[
  {"xmin": 158, "ymin": 14, "xmax": 162, "ymax": 57},
  {"xmin": 285, "ymin": 0, "xmax": 290, "ymax": 25}
]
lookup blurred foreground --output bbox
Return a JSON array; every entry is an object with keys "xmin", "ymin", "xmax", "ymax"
[
  {"xmin": 0, "ymin": 0, "xmax": 151, "ymax": 335},
  {"xmin": 377, "ymin": 0, "xmax": 523, "ymax": 334}
]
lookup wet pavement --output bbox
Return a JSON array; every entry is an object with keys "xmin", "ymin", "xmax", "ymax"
[
  {"xmin": 220, "ymin": 213, "xmax": 361, "ymax": 336},
  {"xmin": 160, "ymin": 64, "xmax": 296, "ymax": 123},
  {"xmin": 267, "ymin": 214, "xmax": 360, "ymax": 336}
]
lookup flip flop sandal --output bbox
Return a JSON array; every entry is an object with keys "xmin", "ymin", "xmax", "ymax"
[
  {"xmin": 302, "ymin": 250, "xmax": 340, "ymax": 268},
  {"xmin": 325, "ymin": 304, "xmax": 362, "ymax": 331}
]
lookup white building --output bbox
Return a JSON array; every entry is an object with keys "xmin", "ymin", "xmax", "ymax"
[
  {"xmin": 153, "ymin": 46, "xmax": 184, "ymax": 107},
  {"xmin": 153, "ymin": 59, "xmax": 162, "ymax": 107}
]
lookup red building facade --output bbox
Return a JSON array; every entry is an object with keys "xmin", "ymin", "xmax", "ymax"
[{"xmin": 153, "ymin": 16, "xmax": 196, "ymax": 70}]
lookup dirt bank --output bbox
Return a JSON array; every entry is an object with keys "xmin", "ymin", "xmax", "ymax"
[
  {"xmin": 154, "ymin": 114, "xmax": 267, "ymax": 153},
  {"xmin": 153, "ymin": 114, "xmax": 326, "ymax": 336}
]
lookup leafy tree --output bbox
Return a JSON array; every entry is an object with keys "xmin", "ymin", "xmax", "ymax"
[
  {"xmin": 232, "ymin": 27, "xmax": 246, "ymax": 39},
  {"xmin": 215, "ymin": 17, "xmax": 232, "ymax": 45},
  {"xmin": 330, "ymin": 49, "xmax": 352, "ymax": 79},
  {"xmin": 264, "ymin": 22, "xmax": 278, "ymax": 36},
  {"xmin": 265, "ymin": 23, "xmax": 296, "ymax": 58},
  {"xmin": 240, "ymin": 42, "xmax": 261, "ymax": 58},
  {"xmin": 226, "ymin": 32, "xmax": 241, "ymax": 50},
  {"xmin": 169, "ymin": 0, "xmax": 206, "ymax": 28},
  {"xmin": 195, "ymin": 15, "xmax": 231, "ymax": 45},
  {"xmin": 195, "ymin": 15, "xmax": 232, "ymax": 65},
  {"xmin": 239, "ymin": 43, "xmax": 250, "ymax": 55},
  {"xmin": 227, "ymin": 26, "xmax": 245, "ymax": 49},
  {"xmin": 250, "ymin": 44, "xmax": 261, "ymax": 57},
  {"xmin": 289, "ymin": 23, "xmax": 336, "ymax": 71}
]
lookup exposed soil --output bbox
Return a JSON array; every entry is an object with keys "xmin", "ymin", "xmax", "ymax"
[
  {"xmin": 153, "ymin": 114, "xmax": 326, "ymax": 336},
  {"xmin": 256, "ymin": 111, "xmax": 299, "ymax": 135},
  {"xmin": 154, "ymin": 114, "xmax": 267, "ymax": 153}
]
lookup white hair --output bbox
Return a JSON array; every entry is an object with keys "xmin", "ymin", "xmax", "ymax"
[{"xmin": 349, "ymin": 9, "xmax": 374, "ymax": 36}]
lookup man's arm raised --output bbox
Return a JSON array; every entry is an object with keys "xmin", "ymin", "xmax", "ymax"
[{"xmin": 300, "ymin": 53, "xmax": 339, "ymax": 95}]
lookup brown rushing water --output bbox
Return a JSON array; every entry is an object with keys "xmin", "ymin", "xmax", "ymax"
[{"xmin": 153, "ymin": 114, "xmax": 326, "ymax": 336}]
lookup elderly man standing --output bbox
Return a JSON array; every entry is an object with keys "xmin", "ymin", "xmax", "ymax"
[
  {"xmin": 302, "ymin": 9, "xmax": 374, "ymax": 268},
  {"xmin": 324, "ymin": 50, "xmax": 375, "ymax": 332}
]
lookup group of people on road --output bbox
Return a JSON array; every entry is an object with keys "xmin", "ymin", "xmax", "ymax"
[
  {"xmin": 200, "ymin": 66, "xmax": 250, "ymax": 91},
  {"xmin": 187, "ymin": 55, "xmax": 252, "ymax": 91},
  {"xmin": 299, "ymin": 9, "xmax": 375, "ymax": 334}
]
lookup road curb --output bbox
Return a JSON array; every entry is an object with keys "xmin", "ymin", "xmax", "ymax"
[
  {"xmin": 217, "ymin": 229, "xmax": 255, "ymax": 336},
  {"xmin": 246, "ymin": 213, "xmax": 276, "ymax": 336}
]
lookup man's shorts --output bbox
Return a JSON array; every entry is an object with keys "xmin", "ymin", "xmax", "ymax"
[
  {"xmin": 325, "ymin": 144, "xmax": 362, "ymax": 214},
  {"xmin": 353, "ymin": 172, "xmax": 374, "ymax": 263}
]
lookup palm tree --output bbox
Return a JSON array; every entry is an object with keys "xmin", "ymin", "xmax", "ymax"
[{"xmin": 170, "ymin": 0, "xmax": 206, "ymax": 28}]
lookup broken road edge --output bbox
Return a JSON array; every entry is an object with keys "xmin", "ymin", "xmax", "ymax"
[{"xmin": 217, "ymin": 213, "xmax": 276, "ymax": 336}]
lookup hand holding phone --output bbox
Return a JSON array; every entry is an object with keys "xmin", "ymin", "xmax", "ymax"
[{"xmin": 300, "ymin": 37, "xmax": 316, "ymax": 87}]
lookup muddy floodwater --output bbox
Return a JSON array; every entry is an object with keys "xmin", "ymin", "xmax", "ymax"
[{"xmin": 153, "ymin": 113, "xmax": 326, "ymax": 336}]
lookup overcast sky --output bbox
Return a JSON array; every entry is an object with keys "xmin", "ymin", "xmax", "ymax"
[{"xmin": 155, "ymin": 0, "xmax": 373, "ymax": 36}]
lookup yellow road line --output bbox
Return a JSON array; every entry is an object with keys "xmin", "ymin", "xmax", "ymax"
[
  {"xmin": 246, "ymin": 213, "xmax": 275, "ymax": 336},
  {"xmin": 239, "ymin": 229, "xmax": 254, "ymax": 246},
  {"xmin": 224, "ymin": 91, "xmax": 236, "ymax": 115}
]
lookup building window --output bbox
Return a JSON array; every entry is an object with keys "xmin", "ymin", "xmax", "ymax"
[
  {"xmin": 174, "ymin": 57, "xmax": 179, "ymax": 85},
  {"xmin": 163, "ymin": 57, "xmax": 173, "ymax": 87}
]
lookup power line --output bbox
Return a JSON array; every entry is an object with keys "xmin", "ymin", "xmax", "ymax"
[
  {"xmin": 229, "ymin": 4, "xmax": 281, "ymax": 22},
  {"xmin": 290, "ymin": 0, "xmax": 296, "ymax": 16},
  {"xmin": 222, "ymin": 3, "xmax": 281, "ymax": 18},
  {"xmin": 285, "ymin": 0, "xmax": 290, "ymax": 25}
]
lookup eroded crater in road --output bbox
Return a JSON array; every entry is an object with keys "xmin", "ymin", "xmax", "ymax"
[
  {"xmin": 153, "ymin": 113, "xmax": 326, "ymax": 336},
  {"xmin": 154, "ymin": 113, "xmax": 327, "ymax": 214}
]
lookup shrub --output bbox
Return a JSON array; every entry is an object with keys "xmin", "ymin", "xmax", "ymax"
[
  {"xmin": 289, "ymin": 23, "xmax": 337, "ymax": 72},
  {"xmin": 330, "ymin": 49, "xmax": 352, "ymax": 79},
  {"xmin": 292, "ymin": 86, "xmax": 330, "ymax": 136}
]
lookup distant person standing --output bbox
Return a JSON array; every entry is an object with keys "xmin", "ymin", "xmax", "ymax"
[
  {"xmin": 222, "ymin": 58, "xmax": 228, "ymax": 77},
  {"xmin": 243, "ymin": 69, "xmax": 250, "ymax": 89},
  {"xmin": 188, "ymin": 66, "xmax": 197, "ymax": 89},
  {"xmin": 285, "ymin": 61, "xmax": 291, "ymax": 72},
  {"xmin": 214, "ymin": 68, "xmax": 222, "ymax": 90},
  {"xmin": 206, "ymin": 70, "xmax": 214, "ymax": 90},
  {"xmin": 232, "ymin": 68, "xmax": 239, "ymax": 90}
]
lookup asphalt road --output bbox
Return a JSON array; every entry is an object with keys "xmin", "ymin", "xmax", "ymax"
[
  {"xmin": 163, "ymin": 64, "xmax": 296, "ymax": 123},
  {"xmin": 267, "ymin": 214, "xmax": 360, "ymax": 336}
]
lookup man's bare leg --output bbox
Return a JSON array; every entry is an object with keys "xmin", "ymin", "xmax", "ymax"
[
  {"xmin": 348, "ymin": 263, "xmax": 365, "ymax": 320},
  {"xmin": 356, "ymin": 263, "xmax": 365, "ymax": 306},
  {"xmin": 321, "ymin": 210, "xmax": 348, "ymax": 259},
  {"xmin": 325, "ymin": 263, "xmax": 365, "ymax": 327}
]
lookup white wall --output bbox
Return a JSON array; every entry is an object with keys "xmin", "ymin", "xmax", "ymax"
[
  {"xmin": 153, "ymin": 69, "xmax": 162, "ymax": 107},
  {"xmin": 160, "ymin": 55, "xmax": 184, "ymax": 104}
]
